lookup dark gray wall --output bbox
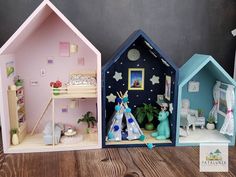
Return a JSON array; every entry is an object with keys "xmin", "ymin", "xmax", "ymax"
[{"xmin": 0, "ymin": 0, "xmax": 235, "ymax": 74}]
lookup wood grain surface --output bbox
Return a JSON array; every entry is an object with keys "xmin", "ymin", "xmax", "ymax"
[{"xmin": 0, "ymin": 131, "xmax": 235, "ymax": 177}]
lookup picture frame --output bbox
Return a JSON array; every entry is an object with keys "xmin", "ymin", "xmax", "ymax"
[
  {"xmin": 165, "ymin": 75, "xmax": 171, "ymax": 101},
  {"xmin": 218, "ymin": 88, "xmax": 227, "ymax": 117},
  {"xmin": 6, "ymin": 61, "xmax": 15, "ymax": 78},
  {"xmin": 128, "ymin": 68, "xmax": 144, "ymax": 90},
  {"xmin": 188, "ymin": 81, "xmax": 200, "ymax": 92}
]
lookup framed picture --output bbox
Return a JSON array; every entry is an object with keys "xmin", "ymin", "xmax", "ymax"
[
  {"xmin": 128, "ymin": 68, "xmax": 144, "ymax": 90},
  {"xmin": 165, "ymin": 75, "xmax": 171, "ymax": 101},
  {"xmin": 218, "ymin": 88, "xmax": 227, "ymax": 117},
  {"xmin": 188, "ymin": 81, "xmax": 200, "ymax": 92},
  {"xmin": 6, "ymin": 61, "xmax": 15, "ymax": 78}
]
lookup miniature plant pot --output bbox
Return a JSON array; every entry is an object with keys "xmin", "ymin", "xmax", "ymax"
[
  {"xmin": 15, "ymin": 81, "xmax": 23, "ymax": 86},
  {"xmin": 145, "ymin": 123, "xmax": 154, "ymax": 131},
  {"xmin": 12, "ymin": 133, "xmax": 19, "ymax": 145},
  {"xmin": 53, "ymin": 88, "xmax": 60, "ymax": 95},
  {"xmin": 206, "ymin": 123, "xmax": 215, "ymax": 130}
]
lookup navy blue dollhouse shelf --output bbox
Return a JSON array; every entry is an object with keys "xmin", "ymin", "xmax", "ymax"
[{"xmin": 102, "ymin": 30, "xmax": 179, "ymax": 148}]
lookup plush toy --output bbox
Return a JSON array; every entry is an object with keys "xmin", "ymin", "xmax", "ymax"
[{"xmin": 151, "ymin": 110, "xmax": 170, "ymax": 140}]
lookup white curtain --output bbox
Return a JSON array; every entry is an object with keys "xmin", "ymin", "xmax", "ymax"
[
  {"xmin": 220, "ymin": 85, "xmax": 235, "ymax": 136},
  {"xmin": 209, "ymin": 81, "xmax": 221, "ymax": 123}
]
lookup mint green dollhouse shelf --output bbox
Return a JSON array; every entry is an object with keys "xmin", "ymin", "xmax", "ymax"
[{"xmin": 176, "ymin": 54, "xmax": 236, "ymax": 146}]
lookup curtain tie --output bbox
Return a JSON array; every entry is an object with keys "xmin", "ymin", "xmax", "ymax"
[{"xmin": 227, "ymin": 109, "xmax": 233, "ymax": 114}]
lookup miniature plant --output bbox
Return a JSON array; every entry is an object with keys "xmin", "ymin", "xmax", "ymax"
[
  {"xmin": 77, "ymin": 111, "xmax": 97, "ymax": 129},
  {"xmin": 135, "ymin": 103, "xmax": 159, "ymax": 130},
  {"xmin": 207, "ymin": 116, "xmax": 215, "ymax": 124},
  {"xmin": 14, "ymin": 75, "xmax": 23, "ymax": 86},
  {"xmin": 197, "ymin": 109, "xmax": 204, "ymax": 117},
  {"xmin": 11, "ymin": 128, "xmax": 18, "ymax": 135}
]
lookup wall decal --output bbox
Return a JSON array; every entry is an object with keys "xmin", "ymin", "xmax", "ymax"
[
  {"xmin": 6, "ymin": 61, "xmax": 15, "ymax": 78},
  {"xmin": 188, "ymin": 81, "xmax": 200, "ymax": 92},
  {"xmin": 113, "ymin": 71, "xmax": 122, "ymax": 81},
  {"xmin": 165, "ymin": 75, "xmax": 171, "ymax": 101},
  {"xmin": 150, "ymin": 75, "xmax": 160, "ymax": 85},
  {"xmin": 169, "ymin": 103, "xmax": 173, "ymax": 114},
  {"xmin": 106, "ymin": 93, "xmax": 116, "ymax": 103},
  {"xmin": 78, "ymin": 57, "xmax": 85, "ymax": 65},
  {"xmin": 59, "ymin": 42, "xmax": 70, "ymax": 57},
  {"xmin": 161, "ymin": 58, "xmax": 170, "ymax": 67},
  {"xmin": 70, "ymin": 44, "xmax": 78, "ymax": 54},
  {"xmin": 127, "ymin": 48, "xmax": 140, "ymax": 61}
]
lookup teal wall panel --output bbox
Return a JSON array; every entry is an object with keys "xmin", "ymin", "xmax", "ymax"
[{"xmin": 181, "ymin": 66, "xmax": 215, "ymax": 119}]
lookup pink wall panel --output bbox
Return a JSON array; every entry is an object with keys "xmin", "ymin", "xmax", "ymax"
[{"xmin": 15, "ymin": 12, "xmax": 97, "ymax": 132}]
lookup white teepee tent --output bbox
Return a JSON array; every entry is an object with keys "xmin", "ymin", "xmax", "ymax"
[{"xmin": 107, "ymin": 91, "xmax": 144, "ymax": 141}]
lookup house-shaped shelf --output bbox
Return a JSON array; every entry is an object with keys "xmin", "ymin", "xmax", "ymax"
[
  {"xmin": 176, "ymin": 54, "xmax": 236, "ymax": 146},
  {"xmin": 102, "ymin": 30, "xmax": 178, "ymax": 147},
  {"xmin": 0, "ymin": 0, "xmax": 101, "ymax": 153}
]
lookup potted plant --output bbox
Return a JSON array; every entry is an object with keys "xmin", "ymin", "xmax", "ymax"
[
  {"xmin": 14, "ymin": 75, "xmax": 23, "ymax": 86},
  {"xmin": 50, "ymin": 80, "xmax": 62, "ymax": 95},
  {"xmin": 135, "ymin": 103, "xmax": 159, "ymax": 130},
  {"xmin": 197, "ymin": 109, "xmax": 204, "ymax": 117},
  {"xmin": 206, "ymin": 116, "xmax": 215, "ymax": 130},
  {"xmin": 77, "ymin": 111, "xmax": 97, "ymax": 133},
  {"xmin": 11, "ymin": 128, "xmax": 19, "ymax": 145}
]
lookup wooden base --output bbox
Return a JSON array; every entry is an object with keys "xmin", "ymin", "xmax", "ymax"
[
  {"xmin": 7, "ymin": 131, "xmax": 100, "ymax": 153},
  {"xmin": 106, "ymin": 129, "xmax": 172, "ymax": 146}
]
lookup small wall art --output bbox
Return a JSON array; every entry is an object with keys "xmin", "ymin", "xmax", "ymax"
[
  {"xmin": 70, "ymin": 44, "xmax": 78, "ymax": 54},
  {"xmin": 128, "ymin": 68, "xmax": 144, "ymax": 90},
  {"xmin": 6, "ymin": 61, "xmax": 15, "ymax": 78},
  {"xmin": 188, "ymin": 81, "xmax": 200, "ymax": 92},
  {"xmin": 59, "ymin": 42, "xmax": 70, "ymax": 57},
  {"xmin": 165, "ymin": 75, "xmax": 171, "ymax": 101}
]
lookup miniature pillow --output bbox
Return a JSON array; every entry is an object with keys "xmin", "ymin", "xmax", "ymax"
[
  {"xmin": 43, "ymin": 121, "xmax": 53, "ymax": 135},
  {"xmin": 69, "ymin": 74, "xmax": 96, "ymax": 86}
]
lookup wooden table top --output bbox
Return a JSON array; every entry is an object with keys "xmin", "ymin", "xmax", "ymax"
[{"xmin": 0, "ymin": 131, "xmax": 235, "ymax": 177}]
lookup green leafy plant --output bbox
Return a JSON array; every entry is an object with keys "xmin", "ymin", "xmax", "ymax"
[
  {"xmin": 135, "ymin": 103, "xmax": 159, "ymax": 130},
  {"xmin": 11, "ymin": 128, "xmax": 18, "ymax": 135},
  {"xmin": 207, "ymin": 116, "xmax": 215, "ymax": 124},
  {"xmin": 197, "ymin": 109, "xmax": 204, "ymax": 117},
  {"xmin": 77, "ymin": 111, "xmax": 97, "ymax": 129}
]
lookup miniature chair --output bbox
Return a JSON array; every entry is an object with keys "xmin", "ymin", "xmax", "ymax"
[
  {"xmin": 180, "ymin": 99, "xmax": 198, "ymax": 135},
  {"xmin": 43, "ymin": 122, "xmax": 62, "ymax": 145}
]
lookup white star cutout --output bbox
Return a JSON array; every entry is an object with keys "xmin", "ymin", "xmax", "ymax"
[
  {"xmin": 113, "ymin": 71, "xmax": 122, "ymax": 81},
  {"xmin": 150, "ymin": 75, "xmax": 160, "ymax": 85},
  {"xmin": 106, "ymin": 93, "xmax": 116, "ymax": 103},
  {"xmin": 169, "ymin": 103, "xmax": 173, "ymax": 114}
]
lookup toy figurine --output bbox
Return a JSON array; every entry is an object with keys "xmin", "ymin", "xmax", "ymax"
[{"xmin": 151, "ymin": 104, "xmax": 170, "ymax": 140}]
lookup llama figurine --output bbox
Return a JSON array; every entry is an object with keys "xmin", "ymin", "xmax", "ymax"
[{"xmin": 151, "ymin": 104, "xmax": 170, "ymax": 140}]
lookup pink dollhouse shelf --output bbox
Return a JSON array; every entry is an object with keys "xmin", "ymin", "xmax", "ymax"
[{"xmin": 0, "ymin": 0, "xmax": 102, "ymax": 153}]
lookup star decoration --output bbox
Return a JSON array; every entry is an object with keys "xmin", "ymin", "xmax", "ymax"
[
  {"xmin": 169, "ymin": 103, "xmax": 173, "ymax": 114},
  {"xmin": 106, "ymin": 93, "xmax": 116, "ymax": 103},
  {"xmin": 113, "ymin": 71, "xmax": 122, "ymax": 81},
  {"xmin": 150, "ymin": 75, "xmax": 160, "ymax": 85}
]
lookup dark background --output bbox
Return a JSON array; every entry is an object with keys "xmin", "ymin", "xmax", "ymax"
[{"xmin": 0, "ymin": 0, "xmax": 235, "ymax": 74}]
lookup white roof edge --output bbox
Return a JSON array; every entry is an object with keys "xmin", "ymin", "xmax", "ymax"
[{"xmin": 0, "ymin": 0, "xmax": 101, "ymax": 57}]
